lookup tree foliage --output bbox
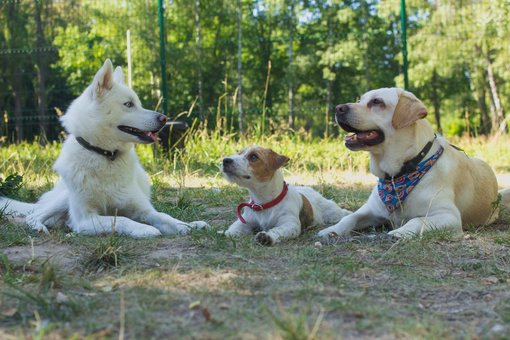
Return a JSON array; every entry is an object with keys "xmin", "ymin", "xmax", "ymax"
[{"xmin": 0, "ymin": 0, "xmax": 509, "ymax": 141}]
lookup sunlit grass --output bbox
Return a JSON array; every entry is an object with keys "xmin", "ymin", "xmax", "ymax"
[{"xmin": 3, "ymin": 130, "xmax": 510, "ymax": 188}]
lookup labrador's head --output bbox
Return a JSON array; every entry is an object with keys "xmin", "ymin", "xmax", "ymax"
[{"xmin": 334, "ymin": 88, "xmax": 427, "ymax": 151}]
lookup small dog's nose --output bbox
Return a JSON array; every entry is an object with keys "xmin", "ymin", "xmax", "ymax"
[
  {"xmin": 158, "ymin": 114, "xmax": 168, "ymax": 123},
  {"xmin": 223, "ymin": 158, "xmax": 233, "ymax": 166},
  {"xmin": 335, "ymin": 104, "xmax": 350, "ymax": 115}
]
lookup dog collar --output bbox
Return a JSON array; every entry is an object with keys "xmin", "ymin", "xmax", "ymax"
[
  {"xmin": 385, "ymin": 135, "xmax": 437, "ymax": 180},
  {"xmin": 378, "ymin": 145, "xmax": 444, "ymax": 214},
  {"xmin": 75, "ymin": 136, "xmax": 118, "ymax": 161},
  {"xmin": 237, "ymin": 182, "xmax": 289, "ymax": 224}
]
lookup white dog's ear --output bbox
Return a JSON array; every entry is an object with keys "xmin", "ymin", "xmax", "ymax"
[
  {"xmin": 91, "ymin": 59, "xmax": 114, "ymax": 99},
  {"xmin": 392, "ymin": 90, "xmax": 428, "ymax": 129},
  {"xmin": 113, "ymin": 66, "xmax": 125, "ymax": 84}
]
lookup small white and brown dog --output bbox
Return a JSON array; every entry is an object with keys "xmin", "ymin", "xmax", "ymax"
[{"xmin": 221, "ymin": 146, "xmax": 351, "ymax": 245}]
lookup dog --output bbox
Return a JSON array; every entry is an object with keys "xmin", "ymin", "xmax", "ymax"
[
  {"xmin": 318, "ymin": 87, "xmax": 509, "ymax": 239},
  {"xmin": 0, "ymin": 59, "xmax": 208, "ymax": 238},
  {"xmin": 221, "ymin": 146, "xmax": 351, "ymax": 245}
]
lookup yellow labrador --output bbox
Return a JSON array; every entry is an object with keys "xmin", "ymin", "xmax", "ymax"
[{"xmin": 318, "ymin": 87, "xmax": 508, "ymax": 239}]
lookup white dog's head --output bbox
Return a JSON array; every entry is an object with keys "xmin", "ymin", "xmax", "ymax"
[
  {"xmin": 61, "ymin": 59, "xmax": 167, "ymax": 147},
  {"xmin": 335, "ymin": 87, "xmax": 428, "ymax": 151},
  {"xmin": 221, "ymin": 146, "xmax": 289, "ymax": 189}
]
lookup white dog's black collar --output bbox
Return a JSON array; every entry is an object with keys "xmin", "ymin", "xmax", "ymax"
[{"xmin": 76, "ymin": 136, "xmax": 118, "ymax": 161}]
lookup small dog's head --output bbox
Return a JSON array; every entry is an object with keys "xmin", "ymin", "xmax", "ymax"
[
  {"xmin": 334, "ymin": 87, "xmax": 428, "ymax": 151},
  {"xmin": 61, "ymin": 59, "xmax": 168, "ymax": 145},
  {"xmin": 221, "ymin": 146, "xmax": 289, "ymax": 188}
]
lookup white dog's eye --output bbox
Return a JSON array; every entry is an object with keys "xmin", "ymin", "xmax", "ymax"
[
  {"xmin": 248, "ymin": 153, "xmax": 259, "ymax": 162},
  {"xmin": 371, "ymin": 98, "xmax": 382, "ymax": 105},
  {"xmin": 124, "ymin": 101, "xmax": 134, "ymax": 108}
]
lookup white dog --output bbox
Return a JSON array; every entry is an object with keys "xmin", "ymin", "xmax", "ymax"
[
  {"xmin": 0, "ymin": 59, "xmax": 208, "ymax": 238},
  {"xmin": 318, "ymin": 87, "xmax": 509, "ymax": 239},
  {"xmin": 222, "ymin": 146, "xmax": 351, "ymax": 245}
]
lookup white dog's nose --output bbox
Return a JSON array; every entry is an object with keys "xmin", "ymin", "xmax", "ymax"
[{"xmin": 158, "ymin": 114, "xmax": 168, "ymax": 123}]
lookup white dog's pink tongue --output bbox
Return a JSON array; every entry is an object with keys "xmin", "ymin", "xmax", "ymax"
[{"xmin": 146, "ymin": 131, "xmax": 158, "ymax": 142}]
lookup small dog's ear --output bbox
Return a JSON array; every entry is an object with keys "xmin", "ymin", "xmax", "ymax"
[
  {"xmin": 269, "ymin": 151, "xmax": 290, "ymax": 170},
  {"xmin": 392, "ymin": 90, "xmax": 427, "ymax": 129},
  {"xmin": 91, "ymin": 59, "xmax": 114, "ymax": 99},
  {"xmin": 113, "ymin": 66, "xmax": 125, "ymax": 85}
]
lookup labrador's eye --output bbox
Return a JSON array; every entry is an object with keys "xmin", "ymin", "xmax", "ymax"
[
  {"xmin": 248, "ymin": 153, "xmax": 259, "ymax": 162},
  {"xmin": 372, "ymin": 98, "xmax": 382, "ymax": 105},
  {"xmin": 124, "ymin": 101, "xmax": 134, "ymax": 108}
]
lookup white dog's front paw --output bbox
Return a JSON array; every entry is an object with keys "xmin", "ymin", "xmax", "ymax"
[
  {"xmin": 188, "ymin": 220, "xmax": 210, "ymax": 230},
  {"xmin": 26, "ymin": 216, "xmax": 49, "ymax": 234},
  {"xmin": 255, "ymin": 231, "xmax": 273, "ymax": 246},
  {"xmin": 130, "ymin": 225, "xmax": 162, "ymax": 238}
]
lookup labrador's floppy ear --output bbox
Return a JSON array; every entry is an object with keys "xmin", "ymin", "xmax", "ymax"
[{"xmin": 392, "ymin": 90, "xmax": 428, "ymax": 129}]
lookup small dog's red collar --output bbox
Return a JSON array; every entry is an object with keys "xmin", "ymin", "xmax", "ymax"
[{"xmin": 236, "ymin": 182, "xmax": 289, "ymax": 224}]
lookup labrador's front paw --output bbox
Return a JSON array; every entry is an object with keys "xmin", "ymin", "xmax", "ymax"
[
  {"xmin": 317, "ymin": 224, "xmax": 346, "ymax": 238},
  {"xmin": 388, "ymin": 227, "xmax": 416, "ymax": 239}
]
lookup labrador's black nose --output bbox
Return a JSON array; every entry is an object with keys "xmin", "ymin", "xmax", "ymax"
[
  {"xmin": 335, "ymin": 104, "xmax": 350, "ymax": 115},
  {"xmin": 223, "ymin": 158, "xmax": 234, "ymax": 166}
]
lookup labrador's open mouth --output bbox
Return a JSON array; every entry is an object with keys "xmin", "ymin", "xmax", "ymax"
[
  {"xmin": 118, "ymin": 125, "xmax": 160, "ymax": 143},
  {"xmin": 339, "ymin": 122, "xmax": 385, "ymax": 149}
]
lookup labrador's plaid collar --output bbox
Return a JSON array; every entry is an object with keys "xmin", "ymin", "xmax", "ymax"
[{"xmin": 378, "ymin": 145, "xmax": 444, "ymax": 214}]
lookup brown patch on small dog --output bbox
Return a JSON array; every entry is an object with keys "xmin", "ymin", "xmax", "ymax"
[
  {"xmin": 245, "ymin": 147, "xmax": 289, "ymax": 182},
  {"xmin": 299, "ymin": 194, "xmax": 314, "ymax": 230},
  {"xmin": 392, "ymin": 90, "xmax": 428, "ymax": 129}
]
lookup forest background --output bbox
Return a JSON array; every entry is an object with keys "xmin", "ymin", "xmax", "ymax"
[{"xmin": 1, "ymin": 0, "xmax": 509, "ymax": 143}]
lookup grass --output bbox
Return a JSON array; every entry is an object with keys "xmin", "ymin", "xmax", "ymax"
[{"xmin": 1, "ymin": 131, "xmax": 510, "ymax": 338}]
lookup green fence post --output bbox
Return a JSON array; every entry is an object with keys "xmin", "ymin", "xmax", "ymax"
[
  {"xmin": 400, "ymin": 0, "xmax": 409, "ymax": 90},
  {"xmin": 158, "ymin": 0, "xmax": 169, "ymax": 116}
]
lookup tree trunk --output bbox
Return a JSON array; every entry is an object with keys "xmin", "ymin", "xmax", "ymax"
[
  {"xmin": 477, "ymin": 84, "xmax": 491, "ymax": 135},
  {"xmin": 12, "ymin": 69, "xmax": 24, "ymax": 143},
  {"xmin": 486, "ymin": 58, "xmax": 506, "ymax": 133},
  {"xmin": 6, "ymin": 2, "xmax": 24, "ymax": 142},
  {"xmin": 195, "ymin": 0, "xmax": 204, "ymax": 121},
  {"xmin": 236, "ymin": 0, "xmax": 244, "ymax": 134},
  {"xmin": 34, "ymin": 0, "xmax": 49, "ymax": 140},
  {"xmin": 431, "ymin": 70, "xmax": 442, "ymax": 134},
  {"xmin": 287, "ymin": 1, "xmax": 294, "ymax": 129},
  {"xmin": 361, "ymin": 0, "xmax": 370, "ymax": 91},
  {"xmin": 325, "ymin": 10, "xmax": 334, "ymax": 139}
]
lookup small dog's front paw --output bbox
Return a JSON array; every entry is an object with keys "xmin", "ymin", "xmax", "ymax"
[
  {"xmin": 255, "ymin": 232, "xmax": 273, "ymax": 246},
  {"xmin": 189, "ymin": 221, "xmax": 210, "ymax": 229}
]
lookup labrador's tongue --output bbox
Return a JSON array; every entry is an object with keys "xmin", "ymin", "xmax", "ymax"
[{"xmin": 345, "ymin": 130, "xmax": 379, "ymax": 142}]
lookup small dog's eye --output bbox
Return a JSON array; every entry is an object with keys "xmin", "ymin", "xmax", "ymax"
[
  {"xmin": 372, "ymin": 98, "xmax": 381, "ymax": 105},
  {"xmin": 248, "ymin": 153, "xmax": 259, "ymax": 162},
  {"xmin": 124, "ymin": 101, "xmax": 134, "ymax": 108}
]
